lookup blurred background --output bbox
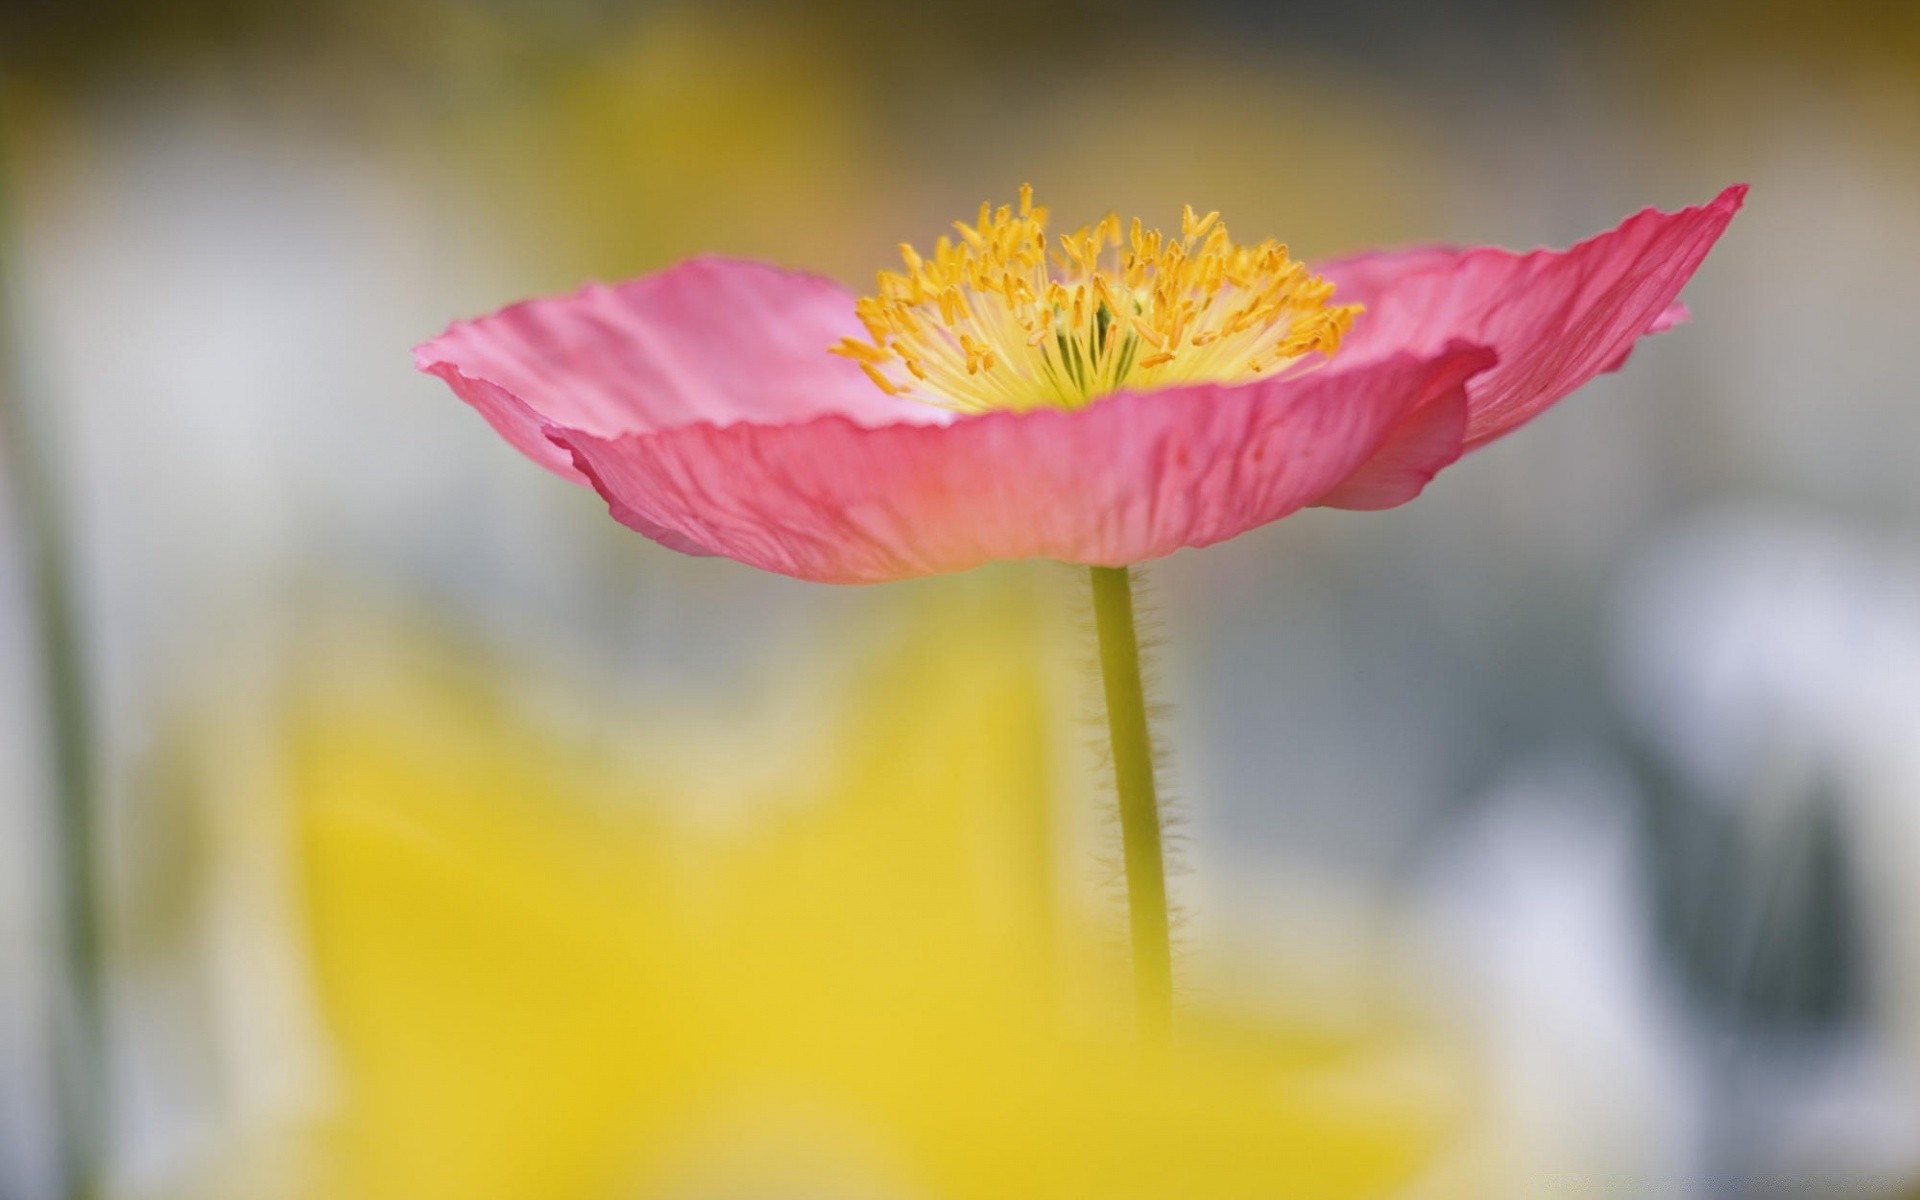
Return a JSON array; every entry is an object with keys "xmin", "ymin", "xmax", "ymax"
[{"xmin": 2, "ymin": 0, "xmax": 1918, "ymax": 1196}]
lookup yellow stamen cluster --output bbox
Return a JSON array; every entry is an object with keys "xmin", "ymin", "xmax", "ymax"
[{"xmin": 831, "ymin": 185, "xmax": 1362, "ymax": 413}]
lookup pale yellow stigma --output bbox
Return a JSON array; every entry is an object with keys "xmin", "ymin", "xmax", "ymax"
[{"xmin": 831, "ymin": 185, "xmax": 1362, "ymax": 413}]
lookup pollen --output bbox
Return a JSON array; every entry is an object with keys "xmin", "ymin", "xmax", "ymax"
[{"xmin": 831, "ymin": 187, "xmax": 1363, "ymax": 413}]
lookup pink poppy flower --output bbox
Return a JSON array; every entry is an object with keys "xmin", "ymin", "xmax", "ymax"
[{"xmin": 416, "ymin": 185, "xmax": 1744, "ymax": 585}]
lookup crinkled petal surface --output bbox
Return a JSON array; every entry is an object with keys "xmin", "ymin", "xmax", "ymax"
[
  {"xmin": 554, "ymin": 347, "xmax": 1492, "ymax": 583},
  {"xmin": 414, "ymin": 257, "xmax": 946, "ymax": 483},
  {"xmin": 1317, "ymin": 185, "xmax": 1745, "ymax": 453}
]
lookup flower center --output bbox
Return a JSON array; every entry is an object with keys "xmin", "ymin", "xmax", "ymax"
[{"xmin": 831, "ymin": 185, "xmax": 1361, "ymax": 413}]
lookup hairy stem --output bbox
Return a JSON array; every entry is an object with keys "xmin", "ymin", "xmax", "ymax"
[{"xmin": 1089, "ymin": 565, "xmax": 1172, "ymax": 1037}]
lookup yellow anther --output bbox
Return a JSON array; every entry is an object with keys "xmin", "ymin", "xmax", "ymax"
[
  {"xmin": 1182, "ymin": 205, "xmax": 1220, "ymax": 241},
  {"xmin": 831, "ymin": 190, "xmax": 1360, "ymax": 413},
  {"xmin": 859, "ymin": 361, "xmax": 903, "ymax": 395},
  {"xmin": 830, "ymin": 337, "xmax": 892, "ymax": 364},
  {"xmin": 1092, "ymin": 274, "xmax": 1116, "ymax": 313}
]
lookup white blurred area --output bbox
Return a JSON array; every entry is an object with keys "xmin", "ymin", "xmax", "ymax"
[
  {"xmin": 3, "ymin": 84, "xmax": 463, "ymax": 1198},
  {"xmin": 3, "ymin": 1, "xmax": 1920, "ymax": 1196}
]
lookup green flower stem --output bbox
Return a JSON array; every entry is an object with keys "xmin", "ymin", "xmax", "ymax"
[{"xmin": 1088, "ymin": 565, "xmax": 1172, "ymax": 1037}]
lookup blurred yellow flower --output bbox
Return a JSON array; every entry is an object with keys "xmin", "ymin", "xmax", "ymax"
[
  {"xmin": 448, "ymin": 8, "xmax": 873, "ymax": 286},
  {"xmin": 271, "ymin": 590, "xmax": 1465, "ymax": 1199}
]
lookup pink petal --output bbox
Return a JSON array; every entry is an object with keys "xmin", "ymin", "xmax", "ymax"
[
  {"xmin": 1312, "ymin": 385, "xmax": 1469, "ymax": 511},
  {"xmin": 549, "ymin": 346, "xmax": 1495, "ymax": 584},
  {"xmin": 412, "ymin": 256, "xmax": 941, "ymax": 483},
  {"xmin": 1319, "ymin": 185, "xmax": 1745, "ymax": 449}
]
